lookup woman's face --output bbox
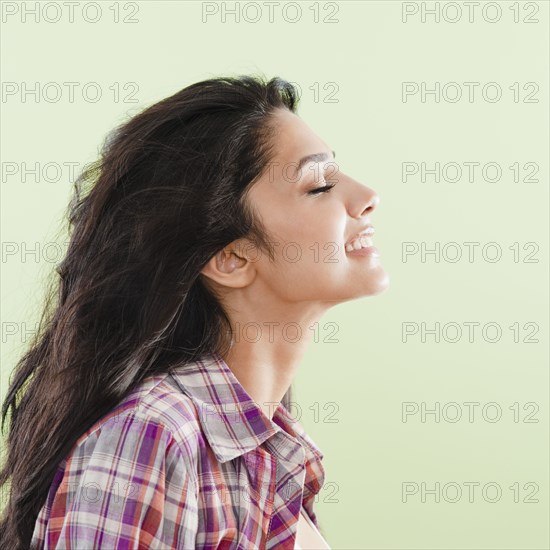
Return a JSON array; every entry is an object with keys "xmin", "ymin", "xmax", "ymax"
[{"xmin": 242, "ymin": 107, "xmax": 390, "ymax": 305}]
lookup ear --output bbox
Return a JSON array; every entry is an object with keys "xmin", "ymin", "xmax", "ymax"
[{"xmin": 200, "ymin": 242, "xmax": 256, "ymax": 289}]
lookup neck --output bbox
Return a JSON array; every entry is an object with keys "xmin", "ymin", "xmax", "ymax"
[{"xmin": 219, "ymin": 307, "xmax": 326, "ymax": 420}]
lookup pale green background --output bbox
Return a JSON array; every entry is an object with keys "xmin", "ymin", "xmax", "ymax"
[{"xmin": 1, "ymin": 1, "xmax": 548, "ymax": 548}]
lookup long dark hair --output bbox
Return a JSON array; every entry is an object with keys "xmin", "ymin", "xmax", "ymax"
[{"xmin": 0, "ymin": 73, "xmax": 299, "ymax": 549}]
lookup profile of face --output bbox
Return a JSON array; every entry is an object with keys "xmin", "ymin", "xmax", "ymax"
[{"xmin": 202, "ymin": 107, "xmax": 389, "ymax": 317}]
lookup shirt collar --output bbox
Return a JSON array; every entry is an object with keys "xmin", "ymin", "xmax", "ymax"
[{"xmin": 167, "ymin": 352, "xmax": 325, "ymax": 471}]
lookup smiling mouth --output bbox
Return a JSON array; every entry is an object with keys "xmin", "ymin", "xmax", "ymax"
[
  {"xmin": 345, "ymin": 232, "xmax": 374, "ymax": 252},
  {"xmin": 344, "ymin": 226, "xmax": 375, "ymax": 249}
]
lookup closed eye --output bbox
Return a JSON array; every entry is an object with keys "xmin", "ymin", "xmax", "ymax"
[{"xmin": 307, "ymin": 183, "xmax": 336, "ymax": 195}]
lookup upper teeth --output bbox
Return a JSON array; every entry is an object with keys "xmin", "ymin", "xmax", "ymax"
[{"xmin": 345, "ymin": 235, "xmax": 372, "ymax": 252}]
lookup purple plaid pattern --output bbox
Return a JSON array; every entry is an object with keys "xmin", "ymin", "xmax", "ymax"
[{"xmin": 30, "ymin": 352, "xmax": 327, "ymax": 549}]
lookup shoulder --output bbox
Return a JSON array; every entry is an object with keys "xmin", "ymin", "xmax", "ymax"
[
  {"xmin": 32, "ymin": 372, "xmax": 202, "ymax": 548},
  {"xmin": 73, "ymin": 370, "xmax": 204, "ymax": 475}
]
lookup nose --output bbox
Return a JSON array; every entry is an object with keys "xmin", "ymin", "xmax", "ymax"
[{"xmin": 353, "ymin": 187, "xmax": 379, "ymax": 219}]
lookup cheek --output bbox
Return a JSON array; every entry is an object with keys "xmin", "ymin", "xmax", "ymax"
[
  {"xmin": 301, "ymin": 215, "xmax": 345, "ymax": 255},
  {"xmin": 277, "ymin": 239, "xmax": 347, "ymax": 283},
  {"xmin": 290, "ymin": 218, "xmax": 344, "ymax": 267},
  {"xmin": 258, "ymin": 193, "xmax": 344, "ymax": 262}
]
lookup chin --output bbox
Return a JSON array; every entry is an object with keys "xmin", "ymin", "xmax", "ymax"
[{"xmin": 362, "ymin": 273, "xmax": 391, "ymax": 296}]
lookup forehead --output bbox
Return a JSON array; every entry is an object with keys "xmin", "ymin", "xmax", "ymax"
[{"xmin": 270, "ymin": 108, "xmax": 331, "ymax": 164}]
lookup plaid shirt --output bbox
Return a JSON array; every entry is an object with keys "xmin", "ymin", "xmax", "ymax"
[{"xmin": 30, "ymin": 352, "xmax": 327, "ymax": 549}]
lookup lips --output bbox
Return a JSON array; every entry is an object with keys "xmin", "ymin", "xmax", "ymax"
[{"xmin": 345, "ymin": 225, "xmax": 375, "ymax": 247}]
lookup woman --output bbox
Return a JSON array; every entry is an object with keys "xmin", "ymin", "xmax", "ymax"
[{"xmin": 0, "ymin": 74, "xmax": 389, "ymax": 549}]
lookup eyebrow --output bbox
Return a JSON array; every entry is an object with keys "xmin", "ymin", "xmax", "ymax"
[{"xmin": 293, "ymin": 150, "xmax": 336, "ymax": 178}]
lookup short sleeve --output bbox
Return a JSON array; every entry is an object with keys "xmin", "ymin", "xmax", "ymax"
[{"xmin": 40, "ymin": 410, "xmax": 199, "ymax": 549}]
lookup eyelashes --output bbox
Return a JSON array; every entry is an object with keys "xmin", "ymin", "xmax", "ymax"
[{"xmin": 307, "ymin": 183, "xmax": 336, "ymax": 195}]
